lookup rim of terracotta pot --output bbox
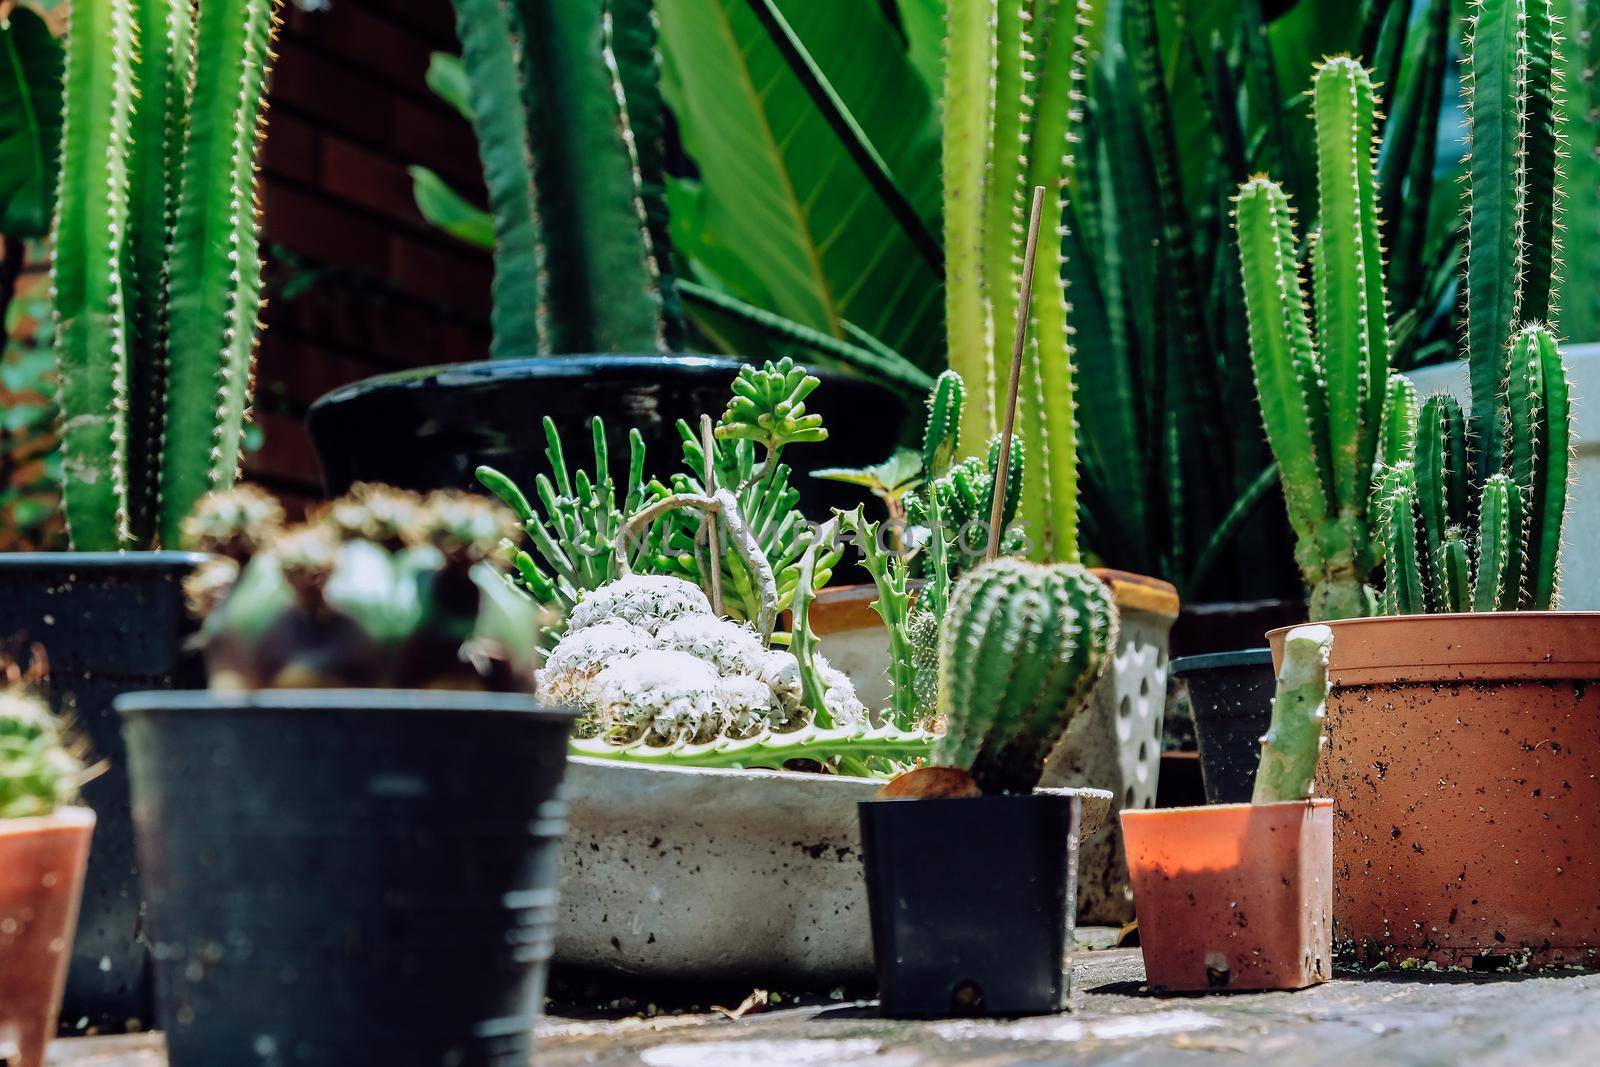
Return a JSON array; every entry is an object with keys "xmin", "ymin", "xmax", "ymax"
[
  {"xmin": 810, "ymin": 568, "xmax": 1180, "ymax": 636},
  {"xmin": 1266, "ymin": 612, "xmax": 1600, "ymax": 685},
  {"xmin": 0, "ymin": 805, "xmax": 96, "ymax": 839},
  {"xmin": 1121, "ymin": 797, "xmax": 1331, "ymax": 822}
]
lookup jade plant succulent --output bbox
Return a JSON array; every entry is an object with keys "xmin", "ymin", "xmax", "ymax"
[
  {"xmin": 0, "ymin": 652, "xmax": 85, "ymax": 820},
  {"xmin": 1378, "ymin": 0, "xmax": 1571, "ymax": 614},
  {"xmin": 52, "ymin": 0, "xmax": 280, "ymax": 550},
  {"xmin": 1252, "ymin": 624, "xmax": 1333, "ymax": 805},
  {"xmin": 183, "ymin": 485, "xmax": 543, "ymax": 692},
  {"xmin": 932, "ymin": 558, "xmax": 1118, "ymax": 795}
]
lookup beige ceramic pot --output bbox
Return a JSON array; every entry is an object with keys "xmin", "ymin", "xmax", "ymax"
[{"xmin": 1270, "ymin": 612, "xmax": 1600, "ymax": 968}]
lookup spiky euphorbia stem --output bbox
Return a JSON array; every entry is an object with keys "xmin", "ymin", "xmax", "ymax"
[{"xmin": 1252, "ymin": 623, "xmax": 1332, "ymax": 805}]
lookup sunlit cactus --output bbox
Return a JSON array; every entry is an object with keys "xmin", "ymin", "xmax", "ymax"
[
  {"xmin": 1252, "ymin": 624, "xmax": 1332, "ymax": 805},
  {"xmin": 1235, "ymin": 57, "xmax": 1390, "ymax": 621},
  {"xmin": 933, "ymin": 558, "xmax": 1117, "ymax": 795},
  {"xmin": 1375, "ymin": 0, "xmax": 1573, "ymax": 614},
  {"xmin": 52, "ymin": 0, "xmax": 281, "ymax": 550}
]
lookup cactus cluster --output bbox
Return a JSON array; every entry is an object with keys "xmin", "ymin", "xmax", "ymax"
[
  {"xmin": 52, "ymin": 0, "xmax": 281, "ymax": 550},
  {"xmin": 943, "ymin": 0, "xmax": 1088, "ymax": 563},
  {"xmin": 1235, "ymin": 58, "xmax": 1391, "ymax": 622},
  {"xmin": 1252, "ymin": 625, "xmax": 1333, "ymax": 805},
  {"xmin": 184, "ymin": 485, "xmax": 544, "ymax": 692},
  {"xmin": 0, "ymin": 652, "xmax": 85, "ymax": 820},
  {"xmin": 429, "ymin": 0, "xmax": 680, "ymax": 360},
  {"xmin": 1379, "ymin": 0, "xmax": 1572, "ymax": 613},
  {"xmin": 933, "ymin": 558, "xmax": 1117, "ymax": 795},
  {"xmin": 478, "ymin": 359, "xmax": 838, "ymax": 635}
]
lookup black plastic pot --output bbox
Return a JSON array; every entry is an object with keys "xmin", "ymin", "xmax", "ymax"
[
  {"xmin": 305, "ymin": 354, "xmax": 911, "ymax": 515},
  {"xmin": 860, "ymin": 794, "xmax": 1080, "ymax": 1017},
  {"xmin": 0, "ymin": 552, "xmax": 205, "ymax": 1030},
  {"xmin": 1169, "ymin": 649, "xmax": 1276, "ymax": 804},
  {"xmin": 117, "ymin": 690, "xmax": 577, "ymax": 1066}
]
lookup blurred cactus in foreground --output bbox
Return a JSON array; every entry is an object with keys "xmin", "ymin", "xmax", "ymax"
[
  {"xmin": 0, "ymin": 650, "xmax": 85, "ymax": 819},
  {"xmin": 52, "ymin": 0, "xmax": 281, "ymax": 550},
  {"xmin": 185, "ymin": 485, "xmax": 544, "ymax": 692}
]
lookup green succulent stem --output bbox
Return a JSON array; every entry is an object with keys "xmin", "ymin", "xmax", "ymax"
[
  {"xmin": 568, "ymin": 724, "xmax": 935, "ymax": 772},
  {"xmin": 1252, "ymin": 624, "xmax": 1332, "ymax": 805}
]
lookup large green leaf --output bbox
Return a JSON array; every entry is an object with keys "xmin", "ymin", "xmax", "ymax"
[
  {"xmin": 658, "ymin": 0, "xmax": 943, "ymax": 370},
  {"xmin": 0, "ymin": 7, "xmax": 63, "ymax": 236}
]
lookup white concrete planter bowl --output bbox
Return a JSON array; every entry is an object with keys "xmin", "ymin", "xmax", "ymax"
[
  {"xmin": 1405, "ymin": 344, "xmax": 1600, "ymax": 608},
  {"xmin": 554, "ymin": 757, "xmax": 1112, "ymax": 986}
]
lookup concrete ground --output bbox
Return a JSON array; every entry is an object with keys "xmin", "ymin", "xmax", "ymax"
[{"xmin": 45, "ymin": 945, "xmax": 1600, "ymax": 1066}]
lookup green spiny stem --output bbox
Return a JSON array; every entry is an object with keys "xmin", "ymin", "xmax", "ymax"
[
  {"xmin": 1414, "ymin": 394, "xmax": 1461, "ymax": 577},
  {"xmin": 1465, "ymin": 0, "xmax": 1559, "ymax": 475},
  {"xmin": 1437, "ymin": 533, "xmax": 1473, "ymax": 612},
  {"xmin": 1312, "ymin": 57, "xmax": 1389, "ymax": 516},
  {"xmin": 944, "ymin": 0, "xmax": 998, "ymax": 455},
  {"xmin": 922, "ymin": 370, "xmax": 965, "ymax": 480},
  {"xmin": 839, "ymin": 508, "xmax": 919, "ymax": 730},
  {"xmin": 983, "ymin": 0, "xmax": 1029, "ymax": 429},
  {"xmin": 1379, "ymin": 464, "xmax": 1427, "ymax": 615},
  {"xmin": 53, "ymin": 0, "xmax": 137, "ymax": 549},
  {"xmin": 1374, "ymin": 374, "xmax": 1418, "ymax": 494},
  {"xmin": 935, "ymin": 557, "xmax": 1116, "ymax": 795},
  {"xmin": 1252, "ymin": 623, "xmax": 1331, "ymax": 805},
  {"xmin": 449, "ymin": 0, "xmax": 546, "ymax": 359},
  {"xmin": 510, "ymin": 0, "xmax": 663, "ymax": 354},
  {"xmin": 1508, "ymin": 324, "xmax": 1570, "ymax": 607},
  {"xmin": 1557, "ymin": 0, "xmax": 1600, "ymax": 340},
  {"xmin": 568, "ymin": 724, "xmax": 936, "ymax": 772},
  {"xmin": 161, "ymin": 0, "xmax": 279, "ymax": 548},
  {"xmin": 789, "ymin": 516, "xmax": 837, "ymax": 725},
  {"xmin": 1472, "ymin": 473, "xmax": 1521, "ymax": 610}
]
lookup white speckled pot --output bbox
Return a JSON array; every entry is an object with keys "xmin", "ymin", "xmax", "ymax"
[{"xmin": 554, "ymin": 758, "xmax": 1111, "ymax": 986}]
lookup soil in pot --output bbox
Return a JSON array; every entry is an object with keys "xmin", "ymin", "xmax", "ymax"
[
  {"xmin": 860, "ymin": 793, "xmax": 1080, "ymax": 1017},
  {"xmin": 118, "ymin": 690, "xmax": 576, "ymax": 1066},
  {"xmin": 0, "ymin": 808, "xmax": 95, "ymax": 1067},
  {"xmin": 1270, "ymin": 613, "xmax": 1600, "ymax": 969},
  {"xmin": 1122, "ymin": 799, "xmax": 1332, "ymax": 992},
  {"xmin": 305, "ymin": 355, "xmax": 911, "ymax": 516},
  {"xmin": 0, "ymin": 552, "xmax": 204, "ymax": 1029},
  {"xmin": 1169, "ymin": 649, "xmax": 1277, "ymax": 804}
]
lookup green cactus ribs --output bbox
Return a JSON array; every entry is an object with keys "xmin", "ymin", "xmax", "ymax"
[
  {"xmin": 1234, "ymin": 57, "xmax": 1389, "ymax": 622},
  {"xmin": 1252, "ymin": 624, "xmax": 1332, "ymax": 805},
  {"xmin": 934, "ymin": 558, "xmax": 1118, "ymax": 795},
  {"xmin": 52, "ymin": 0, "xmax": 281, "ymax": 551}
]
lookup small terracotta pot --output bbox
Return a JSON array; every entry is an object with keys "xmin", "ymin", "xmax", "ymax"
[
  {"xmin": 1122, "ymin": 799, "xmax": 1332, "ymax": 992},
  {"xmin": 0, "ymin": 807, "xmax": 95, "ymax": 1067},
  {"xmin": 1269, "ymin": 612, "xmax": 1600, "ymax": 968}
]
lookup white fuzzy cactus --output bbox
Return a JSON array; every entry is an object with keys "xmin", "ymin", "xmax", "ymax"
[
  {"xmin": 593, "ymin": 650, "xmax": 723, "ymax": 743},
  {"xmin": 541, "ymin": 619, "xmax": 659, "ymax": 706},
  {"xmin": 567, "ymin": 574, "xmax": 713, "ymax": 635},
  {"xmin": 656, "ymin": 615, "xmax": 769, "ymax": 677}
]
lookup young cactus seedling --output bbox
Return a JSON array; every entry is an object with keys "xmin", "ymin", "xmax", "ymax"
[{"xmin": 1252, "ymin": 624, "xmax": 1333, "ymax": 805}]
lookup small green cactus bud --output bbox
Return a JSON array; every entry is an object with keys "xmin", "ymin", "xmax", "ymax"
[
  {"xmin": 318, "ymin": 483, "xmax": 425, "ymax": 550},
  {"xmin": 934, "ymin": 558, "xmax": 1118, "ymax": 795},
  {"xmin": 0, "ymin": 655, "xmax": 85, "ymax": 819},
  {"xmin": 1252, "ymin": 624, "xmax": 1332, "ymax": 805},
  {"xmin": 921, "ymin": 370, "xmax": 966, "ymax": 479},
  {"xmin": 715, "ymin": 357, "xmax": 828, "ymax": 453}
]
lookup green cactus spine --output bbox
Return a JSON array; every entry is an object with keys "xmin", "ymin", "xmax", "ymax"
[
  {"xmin": 1251, "ymin": 624, "xmax": 1332, "ymax": 805},
  {"xmin": 1235, "ymin": 59, "xmax": 1389, "ymax": 622},
  {"xmin": 1376, "ymin": 1, "xmax": 1574, "ymax": 614},
  {"xmin": 53, "ymin": 0, "xmax": 279, "ymax": 550},
  {"xmin": 933, "ymin": 558, "xmax": 1117, "ymax": 795},
  {"xmin": 445, "ymin": 0, "xmax": 679, "ymax": 359}
]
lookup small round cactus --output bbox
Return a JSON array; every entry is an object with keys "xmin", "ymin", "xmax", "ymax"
[
  {"xmin": 933, "ymin": 558, "xmax": 1118, "ymax": 794},
  {"xmin": 0, "ymin": 655, "xmax": 85, "ymax": 819}
]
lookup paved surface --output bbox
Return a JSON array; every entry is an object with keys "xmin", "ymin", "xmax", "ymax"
[{"xmin": 44, "ymin": 949, "xmax": 1600, "ymax": 1066}]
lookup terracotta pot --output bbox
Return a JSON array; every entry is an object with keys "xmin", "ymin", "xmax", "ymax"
[
  {"xmin": 1269, "ymin": 612, "xmax": 1600, "ymax": 968},
  {"xmin": 1122, "ymin": 799, "xmax": 1332, "ymax": 992},
  {"xmin": 0, "ymin": 808, "xmax": 95, "ymax": 1067}
]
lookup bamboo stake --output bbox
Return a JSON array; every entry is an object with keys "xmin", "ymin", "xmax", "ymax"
[{"xmin": 986, "ymin": 184, "xmax": 1047, "ymax": 563}]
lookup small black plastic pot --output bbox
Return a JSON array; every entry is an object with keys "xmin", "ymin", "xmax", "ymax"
[
  {"xmin": 859, "ymin": 794, "xmax": 1080, "ymax": 1017},
  {"xmin": 1169, "ymin": 649, "xmax": 1276, "ymax": 804},
  {"xmin": 305, "ymin": 354, "xmax": 911, "ymax": 516},
  {"xmin": 117, "ymin": 690, "xmax": 577, "ymax": 1066},
  {"xmin": 0, "ymin": 551, "xmax": 205, "ymax": 1029}
]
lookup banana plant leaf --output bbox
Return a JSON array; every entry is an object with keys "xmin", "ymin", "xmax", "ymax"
[{"xmin": 0, "ymin": 6, "xmax": 63, "ymax": 237}]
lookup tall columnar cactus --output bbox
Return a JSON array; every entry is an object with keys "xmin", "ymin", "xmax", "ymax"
[
  {"xmin": 1379, "ymin": 0, "xmax": 1572, "ymax": 613},
  {"xmin": 1557, "ymin": 0, "xmax": 1600, "ymax": 341},
  {"xmin": 933, "ymin": 558, "xmax": 1117, "ymax": 795},
  {"xmin": 52, "ymin": 0, "xmax": 280, "ymax": 550},
  {"xmin": 943, "ymin": 0, "xmax": 1088, "ymax": 562},
  {"xmin": 444, "ymin": 0, "xmax": 680, "ymax": 359},
  {"xmin": 1251, "ymin": 624, "xmax": 1332, "ymax": 806},
  {"xmin": 1235, "ymin": 58, "xmax": 1390, "ymax": 622}
]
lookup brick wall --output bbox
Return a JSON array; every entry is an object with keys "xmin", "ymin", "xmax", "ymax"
[{"xmin": 0, "ymin": 0, "xmax": 488, "ymax": 538}]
